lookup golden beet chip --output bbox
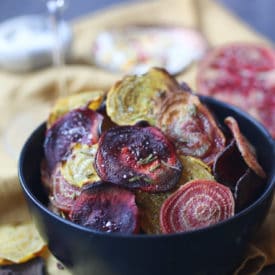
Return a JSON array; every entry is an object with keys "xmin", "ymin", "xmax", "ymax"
[
  {"xmin": 136, "ymin": 156, "xmax": 214, "ymax": 234},
  {"xmin": 106, "ymin": 68, "xmax": 180, "ymax": 125},
  {"xmin": 180, "ymin": 156, "xmax": 213, "ymax": 181},
  {"xmin": 0, "ymin": 223, "xmax": 45, "ymax": 264},
  {"xmin": 61, "ymin": 143, "xmax": 100, "ymax": 188},
  {"xmin": 47, "ymin": 90, "xmax": 105, "ymax": 128}
]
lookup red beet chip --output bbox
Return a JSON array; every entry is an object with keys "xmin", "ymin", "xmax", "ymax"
[
  {"xmin": 95, "ymin": 125, "xmax": 182, "ymax": 192},
  {"xmin": 160, "ymin": 179, "xmax": 235, "ymax": 233},
  {"xmin": 224, "ymin": 116, "xmax": 266, "ymax": 178},
  {"xmin": 69, "ymin": 183, "xmax": 139, "ymax": 234},
  {"xmin": 234, "ymin": 169, "xmax": 265, "ymax": 212},
  {"xmin": 157, "ymin": 92, "xmax": 226, "ymax": 166},
  {"xmin": 197, "ymin": 43, "xmax": 275, "ymax": 138},
  {"xmin": 50, "ymin": 165, "xmax": 81, "ymax": 213},
  {"xmin": 44, "ymin": 108, "xmax": 103, "ymax": 172},
  {"xmin": 213, "ymin": 139, "xmax": 247, "ymax": 190}
]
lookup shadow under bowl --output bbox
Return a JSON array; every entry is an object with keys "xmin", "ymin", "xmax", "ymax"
[{"xmin": 18, "ymin": 96, "xmax": 275, "ymax": 275}]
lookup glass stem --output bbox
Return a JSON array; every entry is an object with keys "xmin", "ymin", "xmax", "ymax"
[{"xmin": 47, "ymin": 0, "xmax": 67, "ymax": 97}]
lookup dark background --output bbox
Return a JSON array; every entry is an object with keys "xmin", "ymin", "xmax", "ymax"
[{"xmin": 0, "ymin": 0, "xmax": 274, "ymax": 274}]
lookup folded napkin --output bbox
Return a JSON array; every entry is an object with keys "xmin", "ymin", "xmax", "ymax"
[{"xmin": 0, "ymin": 0, "xmax": 273, "ymax": 274}]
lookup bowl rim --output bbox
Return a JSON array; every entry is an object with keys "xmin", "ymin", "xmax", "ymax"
[{"xmin": 18, "ymin": 96, "xmax": 275, "ymax": 239}]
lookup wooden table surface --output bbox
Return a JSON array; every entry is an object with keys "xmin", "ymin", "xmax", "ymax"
[{"xmin": 0, "ymin": 0, "xmax": 274, "ymax": 274}]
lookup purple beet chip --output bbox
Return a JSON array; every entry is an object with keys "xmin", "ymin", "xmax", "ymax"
[
  {"xmin": 234, "ymin": 169, "xmax": 265, "ymax": 212},
  {"xmin": 213, "ymin": 139, "xmax": 247, "ymax": 191},
  {"xmin": 44, "ymin": 108, "xmax": 103, "ymax": 172},
  {"xmin": 69, "ymin": 182, "xmax": 139, "ymax": 234},
  {"xmin": 95, "ymin": 125, "xmax": 182, "ymax": 193}
]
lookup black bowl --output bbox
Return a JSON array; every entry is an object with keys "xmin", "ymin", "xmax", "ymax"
[{"xmin": 18, "ymin": 96, "xmax": 275, "ymax": 275}]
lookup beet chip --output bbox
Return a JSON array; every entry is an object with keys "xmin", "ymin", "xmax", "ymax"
[
  {"xmin": 44, "ymin": 108, "xmax": 103, "ymax": 172},
  {"xmin": 234, "ymin": 169, "xmax": 265, "ymax": 212},
  {"xmin": 50, "ymin": 165, "xmax": 81, "ymax": 214},
  {"xmin": 224, "ymin": 116, "xmax": 266, "ymax": 178},
  {"xmin": 69, "ymin": 183, "xmax": 139, "ymax": 234},
  {"xmin": 95, "ymin": 125, "xmax": 182, "ymax": 192},
  {"xmin": 213, "ymin": 138, "xmax": 266, "ymax": 213},
  {"xmin": 213, "ymin": 139, "xmax": 247, "ymax": 191},
  {"xmin": 160, "ymin": 179, "xmax": 234, "ymax": 233},
  {"xmin": 157, "ymin": 92, "xmax": 225, "ymax": 165}
]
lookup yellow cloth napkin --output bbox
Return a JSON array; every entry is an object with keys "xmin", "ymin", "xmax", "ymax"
[{"xmin": 0, "ymin": 0, "xmax": 274, "ymax": 274}]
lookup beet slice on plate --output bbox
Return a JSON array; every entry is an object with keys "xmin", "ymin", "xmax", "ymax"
[
  {"xmin": 160, "ymin": 179, "xmax": 234, "ymax": 233},
  {"xmin": 224, "ymin": 116, "xmax": 266, "ymax": 178},
  {"xmin": 157, "ymin": 92, "xmax": 225, "ymax": 165},
  {"xmin": 95, "ymin": 125, "xmax": 182, "ymax": 192},
  {"xmin": 197, "ymin": 43, "xmax": 275, "ymax": 137},
  {"xmin": 69, "ymin": 183, "xmax": 139, "ymax": 234},
  {"xmin": 44, "ymin": 108, "xmax": 103, "ymax": 172}
]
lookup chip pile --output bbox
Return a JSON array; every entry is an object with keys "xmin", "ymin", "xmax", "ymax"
[{"xmin": 42, "ymin": 68, "xmax": 266, "ymax": 234}]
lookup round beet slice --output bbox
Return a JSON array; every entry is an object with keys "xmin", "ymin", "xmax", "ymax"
[
  {"xmin": 160, "ymin": 179, "xmax": 235, "ymax": 233},
  {"xmin": 44, "ymin": 108, "xmax": 103, "ymax": 172},
  {"xmin": 157, "ymin": 92, "xmax": 226, "ymax": 165},
  {"xmin": 95, "ymin": 125, "xmax": 182, "ymax": 192},
  {"xmin": 224, "ymin": 116, "xmax": 266, "ymax": 178},
  {"xmin": 69, "ymin": 183, "xmax": 139, "ymax": 234},
  {"xmin": 197, "ymin": 43, "xmax": 275, "ymax": 138},
  {"xmin": 50, "ymin": 165, "xmax": 82, "ymax": 213}
]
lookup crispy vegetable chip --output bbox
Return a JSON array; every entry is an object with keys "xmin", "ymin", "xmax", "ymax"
[
  {"xmin": 180, "ymin": 156, "xmax": 213, "ymax": 181},
  {"xmin": 61, "ymin": 143, "xmax": 100, "ymax": 188},
  {"xmin": 157, "ymin": 92, "xmax": 226, "ymax": 165},
  {"xmin": 95, "ymin": 125, "xmax": 182, "ymax": 192},
  {"xmin": 136, "ymin": 156, "xmax": 214, "ymax": 234},
  {"xmin": 224, "ymin": 116, "xmax": 266, "ymax": 178},
  {"xmin": 51, "ymin": 165, "xmax": 82, "ymax": 213},
  {"xmin": 213, "ymin": 139, "xmax": 247, "ymax": 191},
  {"xmin": 47, "ymin": 90, "xmax": 105, "ymax": 128},
  {"xmin": 44, "ymin": 108, "xmax": 103, "ymax": 172},
  {"xmin": 69, "ymin": 183, "xmax": 139, "ymax": 234},
  {"xmin": 234, "ymin": 169, "xmax": 265, "ymax": 212},
  {"xmin": 106, "ymin": 68, "xmax": 180, "ymax": 125},
  {"xmin": 0, "ymin": 223, "xmax": 45, "ymax": 264},
  {"xmin": 213, "ymin": 137, "xmax": 266, "ymax": 212},
  {"xmin": 160, "ymin": 179, "xmax": 235, "ymax": 233}
]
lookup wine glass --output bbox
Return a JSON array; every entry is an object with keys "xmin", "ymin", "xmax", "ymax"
[
  {"xmin": 2, "ymin": 0, "xmax": 69, "ymax": 161},
  {"xmin": 46, "ymin": 0, "xmax": 68, "ymax": 96}
]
